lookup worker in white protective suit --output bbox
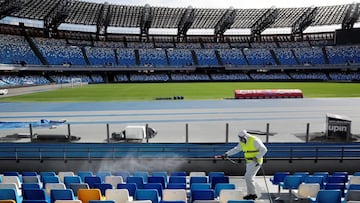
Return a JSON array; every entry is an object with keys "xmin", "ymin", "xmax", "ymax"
[{"xmin": 223, "ymin": 130, "xmax": 268, "ymax": 200}]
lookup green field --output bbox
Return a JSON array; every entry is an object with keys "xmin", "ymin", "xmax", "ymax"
[{"xmin": 1, "ymin": 82, "xmax": 360, "ymax": 102}]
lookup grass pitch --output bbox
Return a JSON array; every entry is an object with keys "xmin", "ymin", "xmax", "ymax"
[{"xmin": 1, "ymin": 82, "xmax": 360, "ymax": 102}]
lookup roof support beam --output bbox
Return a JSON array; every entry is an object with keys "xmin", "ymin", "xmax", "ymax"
[
  {"xmin": 291, "ymin": 6, "xmax": 317, "ymax": 39},
  {"xmin": 177, "ymin": 6, "xmax": 195, "ymax": 42},
  {"xmin": 250, "ymin": 7, "xmax": 278, "ymax": 41},
  {"xmin": 342, "ymin": 3, "xmax": 360, "ymax": 29},
  {"xmin": 96, "ymin": 2, "xmax": 111, "ymax": 40},
  {"xmin": 214, "ymin": 7, "xmax": 236, "ymax": 42},
  {"xmin": 44, "ymin": 0, "xmax": 73, "ymax": 37},
  {"xmin": 0, "ymin": 0, "xmax": 23, "ymax": 20},
  {"xmin": 140, "ymin": 4, "xmax": 153, "ymax": 42}
]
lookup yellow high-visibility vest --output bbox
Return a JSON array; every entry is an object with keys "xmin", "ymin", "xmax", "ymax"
[{"xmin": 240, "ymin": 135, "xmax": 263, "ymax": 164}]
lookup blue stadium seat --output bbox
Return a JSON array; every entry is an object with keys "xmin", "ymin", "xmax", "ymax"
[
  {"xmin": 310, "ymin": 189, "xmax": 342, "ymax": 203},
  {"xmin": 117, "ymin": 183, "xmax": 137, "ymax": 197},
  {"xmin": 190, "ymin": 189, "xmax": 215, "ymax": 203},
  {"xmin": 148, "ymin": 176, "xmax": 167, "ymax": 189},
  {"xmin": 134, "ymin": 189, "xmax": 160, "ymax": 203},
  {"xmin": 127, "ymin": 176, "xmax": 145, "ymax": 189},
  {"xmin": 50, "ymin": 189, "xmax": 75, "ymax": 203}
]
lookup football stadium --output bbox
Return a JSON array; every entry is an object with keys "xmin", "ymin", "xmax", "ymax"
[{"xmin": 0, "ymin": 0, "xmax": 360, "ymax": 202}]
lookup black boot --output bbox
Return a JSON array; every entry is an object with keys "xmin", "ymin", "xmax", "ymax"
[{"xmin": 243, "ymin": 194, "xmax": 257, "ymax": 200}]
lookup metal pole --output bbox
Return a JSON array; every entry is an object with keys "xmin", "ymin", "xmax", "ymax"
[
  {"xmin": 29, "ymin": 124, "xmax": 33, "ymax": 141},
  {"xmin": 67, "ymin": 124, "xmax": 71, "ymax": 141},
  {"xmin": 185, "ymin": 123, "xmax": 189, "ymax": 143},
  {"xmin": 146, "ymin": 123, "xmax": 149, "ymax": 143},
  {"xmin": 266, "ymin": 123, "xmax": 270, "ymax": 143},
  {"xmin": 106, "ymin": 123, "xmax": 110, "ymax": 143},
  {"xmin": 225, "ymin": 123, "xmax": 229, "ymax": 143},
  {"xmin": 306, "ymin": 123, "xmax": 310, "ymax": 143}
]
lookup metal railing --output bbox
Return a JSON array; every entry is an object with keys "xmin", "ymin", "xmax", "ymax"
[{"xmin": 0, "ymin": 143, "xmax": 359, "ymax": 162}]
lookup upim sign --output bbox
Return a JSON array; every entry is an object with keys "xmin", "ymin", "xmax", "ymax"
[{"xmin": 326, "ymin": 114, "xmax": 351, "ymax": 138}]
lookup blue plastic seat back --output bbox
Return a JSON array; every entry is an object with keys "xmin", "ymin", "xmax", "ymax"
[
  {"xmin": 117, "ymin": 183, "xmax": 137, "ymax": 196},
  {"xmin": 190, "ymin": 189, "xmax": 215, "ymax": 203},
  {"xmin": 214, "ymin": 183, "xmax": 236, "ymax": 197},
  {"xmin": 22, "ymin": 183, "xmax": 41, "ymax": 189},
  {"xmin": 353, "ymin": 172, "xmax": 360, "ymax": 176},
  {"xmin": 135, "ymin": 189, "xmax": 160, "ymax": 203},
  {"xmin": 93, "ymin": 183, "xmax": 113, "ymax": 196},
  {"xmin": 325, "ymin": 183, "xmax": 346, "ymax": 197},
  {"xmin": 166, "ymin": 183, "xmax": 186, "ymax": 190},
  {"xmin": 3, "ymin": 172, "xmax": 20, "ymax": 177},
  {"xmin": 133, "ymin": 171, "xmax": 149, "ymax": 183},
  {"xmin": 315, "ymin": 189, "xmax": 342, "ymax": 203},
  {"xmin": 127, "ymin": 176, "xmax": 145, "ymax": 189},
  {"xmin": 304, "ymin": 175, "xmax": 325, "ymax": 189},
  {"xmin": 50, "ymin": 189, "xmax": 75, "ymax": 203},
  {"xmin": 22, "ymin": 172, "xmax": 38, "ymax": 176},
  {"xmin": 270, "ymin": 172, "xmax": 290, "ymax": 185},
  {"xmin": 190, "ymin": 183, "xmax": 211, "ymax": 191},
  {"xmin": 190, "ymin": 176, "xmax": 208, "ymax": 186},
  {"xmin": 42, "ymin": 176, "xmax": 60, "ymax": 189},
  {"xmin": 293, "ymin": 172, "xmax": 310, "ymax": 182},
  {"xmin": 144, "ymin": 183, "xmax": 164, "ymax": 198},
  {"xmin": 312, "ymin": 172, "xmax": 329, "ymax": 183},
  {"xmin": 211, "ymin": 176, "xmax": 229, "ymax": 189},
  {"xmin": 208, "ymin": 172, "xmax": 225, "ymax": 183},
  {"xmin": 151, "ymin": 171, "xmax": 168, "ymax": 183},
  {"xmin": 84, "ymin": 176, "xmax": 102, "ymax": 188},
  {"xmin": 281, "ymin": 175, "xmax": 302, "ymax": 189},
  {"xmin": 327, "ymin": 175, "xmax": 347, "ymax": 184},
  {"xmin": 332, "ymin": 172, "xmax": 348, "ymax": 181},
  {"xmin": 64, "ymin": 176, "xmax": 82, "ymax": 188},
  {"xmin": 23, "ymin": 189, "xmax": 47, "ymax": 200},
  {"xmin": 0, "ymin": 188, "xmax": 20, "ymax": 203},
  {"xmin": 40, "ymin": 172, "xmax": 56, "ymax": 181},
  {"xmin": 169, "ymin": 176, "xmax": 186, "ymax": 184},
  {"xmin": 348, "ymin": 184, "xmax": 360, "ymax": 190},
  {"xmin": 148, "ymin": 176, "xmax": 167, "ymax": 188}
]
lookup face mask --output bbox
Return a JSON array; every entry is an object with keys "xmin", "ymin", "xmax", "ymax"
[{"xmin": 239, "ymin": 136, "xmax": 247, "ymax": 143}]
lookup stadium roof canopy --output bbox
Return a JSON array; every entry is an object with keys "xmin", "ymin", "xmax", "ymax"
[{"xmin": 1, "ymin": 0, "xmax": 359, "ymax": 37}]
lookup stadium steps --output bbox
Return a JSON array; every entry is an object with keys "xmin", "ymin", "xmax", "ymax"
[
  {"xmin": 114, "ymin": 49, "xmax": 119, "ymax": 65},
  {"xmin": 20, "ymin": 26, "xmax": 48, "ymax": 65},
  {"xmin": 164, "ymin": 49, "xmax": 171, "ymax": 65},
  {"xmin": 291, "ymin": 49, "xmax": 300, "ymax": 65},
  {"xmin": 134, "ymin": 49, "xmax": 140, "ymax": 65},
  {"xmin": 321, "ymin": 47, "xmax": 330, "ymax": 64},
  {"xmin": 191, "ymin": 50, "xmax": 199, "ymax": 65},
  {"xmin": 80, "ymin": 47, "xmax": 91, "ymax": 65},
  {"xmin": 215, "ymin": 50, "xmax": 223, "ymax": 65},
  {"xmin": 269, "ymin": 49, "xmax": 280, "ymax": 65},
  {"xmin": 240, "ymin": 49, "xmax": 250, "ymax": 65}
]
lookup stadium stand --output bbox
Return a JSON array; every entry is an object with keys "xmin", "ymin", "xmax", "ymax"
[{"xmin": 1, "ymin": 1, "xmax": 360, "ymax": 202}]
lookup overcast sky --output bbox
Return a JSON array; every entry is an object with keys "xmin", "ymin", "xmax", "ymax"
[{"xmin": 82, "ymin": 0, "xmax": 357, "ymax": 9}]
